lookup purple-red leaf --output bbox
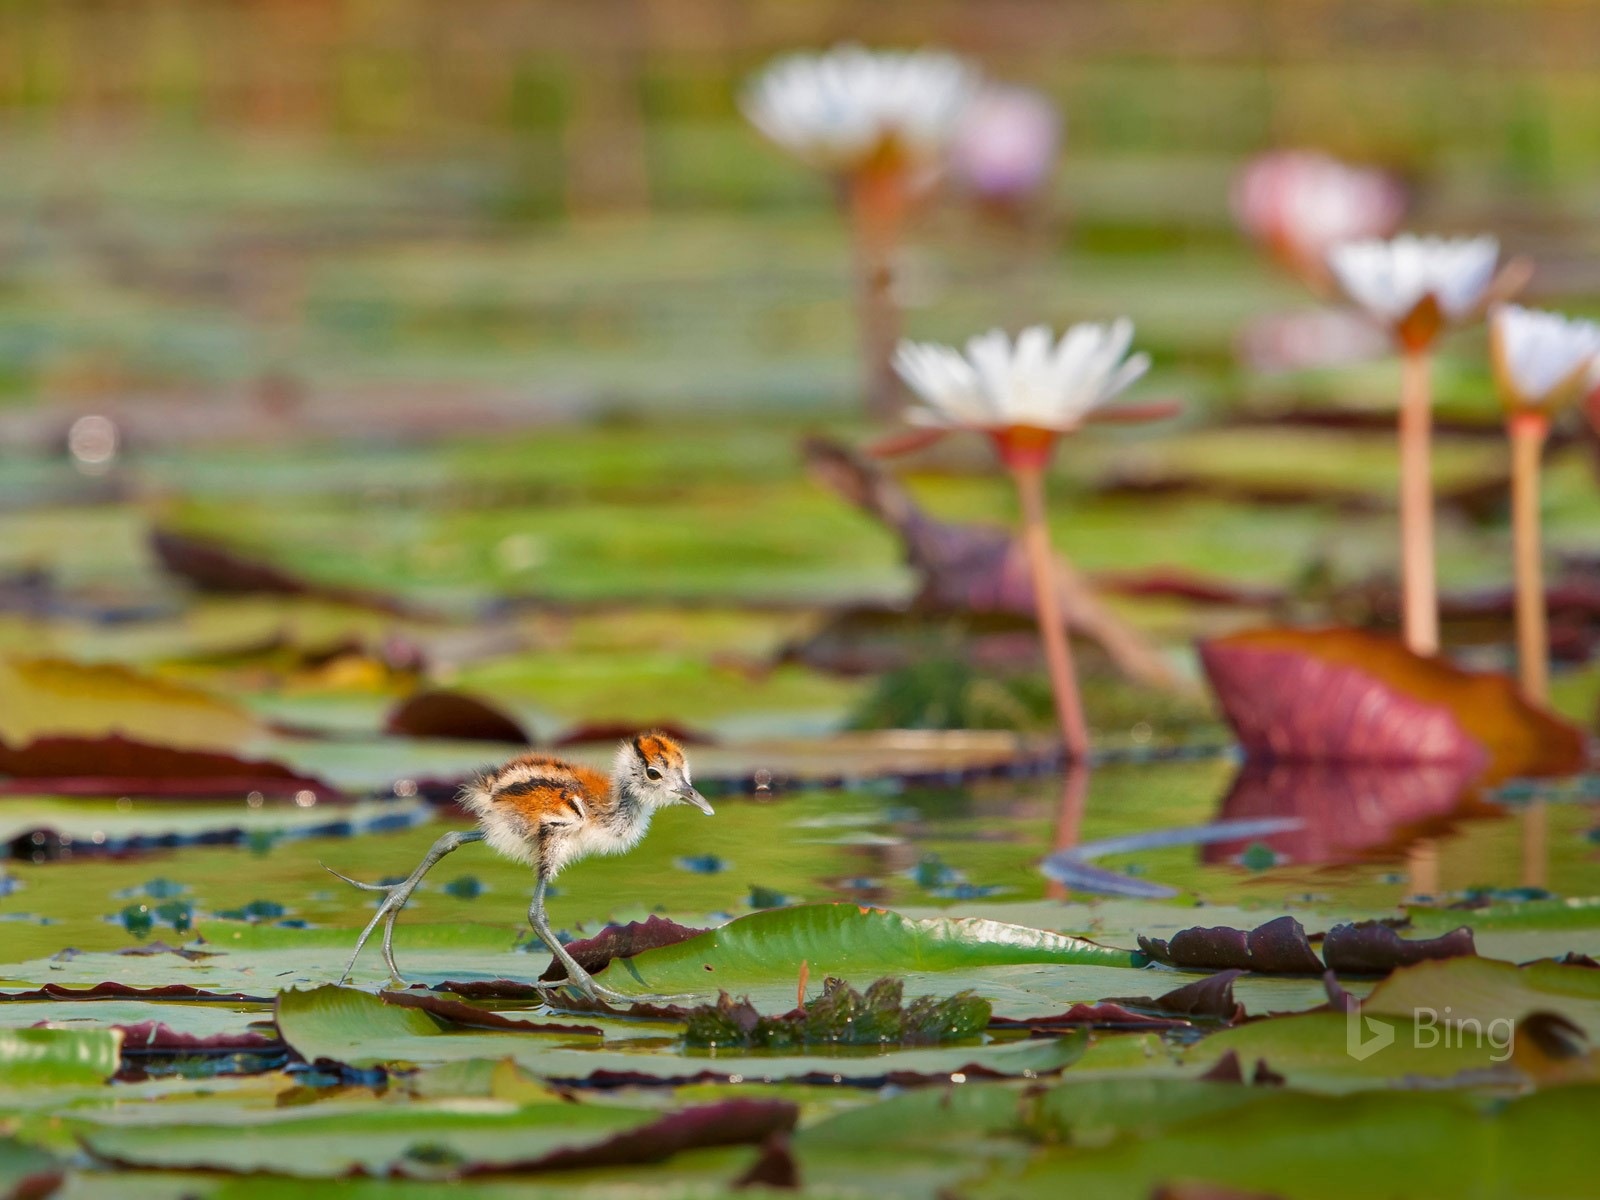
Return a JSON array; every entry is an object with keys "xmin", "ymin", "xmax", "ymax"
[
  {"xmin": 1320, "ymin": 922, "xmax": 1476, "ymax": 975},
  {"xmin": 1138, "ymin": 916, "xmax": 1323, "ymax": 975},
  {"xmin": 1199, "ymin": 626, "xmax": 1586, "ymax": 778},
  {"xmin": 988, "ymin": 1002, "xmax": 1190, "ymax": 1032},
  {"xmin": 0, "ymin": 982, "xmax": 269, "ymax": 1003},
  {"xmin": 537, "ymin": 915, "xmax": 706, "ymax": 983},
  {"xmin": 0, "ymin": 733, "xmax": 336, "ymax": 799},
  {"xmin": 384, "ymin": 691, "xmax": 529, "ymax": 745},
  {"xmin": 1106, "ymin": 969, "xmax": 1247, "ymax": 1024},
  {"xmin": 379, "ymin": 990, "xmax": 601, "ymax": 1037},
  {"xmin": 456, "ymin": 1099, "xmax": 798, "ymax": 1177}
]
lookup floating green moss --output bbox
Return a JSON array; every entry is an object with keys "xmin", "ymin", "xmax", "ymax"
[{"xmin": 684, "ymin": 977, "xmax": 990, "ymax": 1049}]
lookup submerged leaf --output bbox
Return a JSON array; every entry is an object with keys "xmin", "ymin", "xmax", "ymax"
[{"xmin": 684, "ymin": 977, "xmax": 989, "ymax": 1048}]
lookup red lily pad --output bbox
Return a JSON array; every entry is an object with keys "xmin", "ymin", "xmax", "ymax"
[
  {"xmin": 1320, "ymin": 922, "xmax": 1476, "ymax": 976},
  {"xmin": 113, "ymin": 1022, "xmax": 281, "ymax": 1053},
  {"xmin": 459, "ymin": 1099, "xmax": 798, "ymax": 1177},
  {"xmin": 0, "ymin": 733, "xmax": 336, "ymax": 798},
  {"xmin": 1198, "ymin": 626, "xmax": 1587, "ymax": 778},
  {"xmin": 150, "ymin": 528, "xmax": 411, "ymax": 616},
  {"xmin": 987, "ymin": 1003, "xmax": 1189, "ymax": 1032},
  {"xmin": 384, "ymin": 691, "xmax": 529, "ymax": 745},
  {"xmin": 1105, "ymin": 969, "xmax": 1248, "ymax": 1024},
  {"xmin": 1138, "ymin": 915, "xmax": 1323, "ymax": 975},
  {"xmin": 537, "ymin": 915, "xmax": 707, "ymax": 983},
  {"xmin": 732, "ymin": 1133, "xmax": 801, "ymax": 1190},
  {"xmin": 553, "ymin": 721, "xmax": 713, "ymax": 748},
  {"xmin": 379, "ymin": 990, "xmax": 601, "ymax": 1037},
  {"xmin": 0, "ymin": 983, "xmax": 269, "ymax": 1003}
]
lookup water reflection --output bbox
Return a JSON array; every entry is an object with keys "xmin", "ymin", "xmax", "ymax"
[
  {"xmin": 1204, "ymin": 761, "xmax": 1483, "ymax": 869},
  {"xmin": 1044, "ymin": 766, "xmax": 1090, "ymax": 900}
]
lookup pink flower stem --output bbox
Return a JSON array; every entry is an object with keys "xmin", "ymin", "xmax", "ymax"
[
  {"xmin": 1398, "ymin": 347, "xmax": 1439, "ymax": 656},
  {"xmin": 847, "ymin": 163, "xmax": 909, "ymax": 422},
  {"xmin": 1509, "ymin": 409, "xmax": 1552, "ymax": 889},
  {"xmin": 1010, "ymin": 461, "xmax": 1090, "ymax": 760},
  {"xmin": 1509, "ymin": 411, "xmax": 1550, "ymax": 704}
]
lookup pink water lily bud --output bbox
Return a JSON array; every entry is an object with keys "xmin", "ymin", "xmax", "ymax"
[
  {"xmin": 950, "ymin": 85, "xmax": 1061, "ymax": 205},
  {"xmin": 1233, "ymin": 151, "xmax": 1405, "ymax": 284}
]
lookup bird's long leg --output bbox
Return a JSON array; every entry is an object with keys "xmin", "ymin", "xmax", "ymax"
[
  {"xmin": 325, "ymin": 829, "xmax": 484, "ymax": 985},
  {"xmin": 525, "ymin": 875, "xmax": 695, "ymax": 1007}
]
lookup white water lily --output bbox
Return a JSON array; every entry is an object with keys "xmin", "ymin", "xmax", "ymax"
[
  {"xmin": 742, "ymin": 45, "xmax": 978, "ymax": 173},
  {"xmin": 1491, "ymin": 304, "xmax": 1600, "ymax": 410},
  {"xmin": 1328, "ymin": 233, "xmax": 1499, "ymax": 329},
  {"xmin": 1232, "ymin": 151, "xmax": 1404, "ymax": 269},
  {"xmin": 894, "ymin": 321, "xmax": 1150, "ymax": 433}
]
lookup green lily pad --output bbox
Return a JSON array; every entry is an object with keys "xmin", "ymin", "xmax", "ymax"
[
  {"xmin": 1361, "ymin": 955, "xmax": 1600, "ymax": 1039},
  {"xmin": 0, "ymin": 1026, "xmax": 121, "ymax": 1087},
  {"xmin": 590, "ymin": 903, "xmax": 1142, "ymax": 996}
]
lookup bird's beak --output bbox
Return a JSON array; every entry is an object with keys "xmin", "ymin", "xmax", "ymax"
[{"xmin": 678, "ymin": 787, "xmax": 714, "ymax": 816}]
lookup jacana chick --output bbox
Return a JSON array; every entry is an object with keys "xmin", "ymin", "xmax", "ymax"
[{"xmin": 331, "ymin": 733, "xmax": 713, "ymax": 1003}]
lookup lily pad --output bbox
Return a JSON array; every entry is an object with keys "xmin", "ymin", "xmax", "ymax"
[
  {"xmin": 588, "ymin": 904, "xmax": 1142, "ymax": 995},
  {"xmin": 1199, "ymin": 626, "xmax": 1586, "ymax": 777},
  {"xmin": 0, "ymin": 1026, "xmax": 121, "ymax": 1087}
]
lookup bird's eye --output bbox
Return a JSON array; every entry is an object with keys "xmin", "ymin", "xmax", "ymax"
[{"xmin": 645, "ymin": 766, "xmax": 662, "ymax": 781}]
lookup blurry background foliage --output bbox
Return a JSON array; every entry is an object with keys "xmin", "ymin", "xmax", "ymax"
[{"xmin": 0, "ymin": 0, "xmax": 1598, "ymax": 412}]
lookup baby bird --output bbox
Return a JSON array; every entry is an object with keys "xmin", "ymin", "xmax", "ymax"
[{"xmin": 331, "ymin": 733, "xmax": 713, "ymax": 1004}]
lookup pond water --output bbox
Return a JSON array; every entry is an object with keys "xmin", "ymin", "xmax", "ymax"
[{"xmin": 4, "ymin": 755, "xmax": 1593, "ymax": 969}]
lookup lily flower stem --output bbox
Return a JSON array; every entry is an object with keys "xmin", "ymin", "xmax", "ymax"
[
  {"xmin": 1509, "ymin": 411, "xmax": 1550, "ymax": 704},
  {"xmin": 848, "ymin": 163, "xmax": 908, "ymax": 421},
  {"xmin": 1398, "ymin": 347, "xmax": 1440, "ymax": 656},
  {"xmin": 1010, "ymin": 462, "xmax": 1090, "ymax": 760}
]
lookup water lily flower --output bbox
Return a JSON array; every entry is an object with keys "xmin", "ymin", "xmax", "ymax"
[
  {"xmin": 1233, "ymin": 151, "xmax": 1405, "ymax": 289},
  {"xmin": 892, "ymin": 321, "xmax": 1164, "ymax": 758},
  {"xmin": 742, "ymin": 44, "xmax": 978, "ymax": 174},
  {"xmin": 1490, "ymin": 303, "xmax": 1600, "ymax": 415},
  {"xmin": 1488, "ymin": 304, "xmax": 1600, "ymax": 705},
  {"xmin": 894, "ymin": 322, "xmax": 1150, "ymax": 465},
  {"xmin": 743, "ymin": 45, "xmax": 980, "ymax": 419},
  {"xmin": 1325, "ymin": 233, "xmax": 1519, "ymax": 661},
  {"xmin": 1327, "ymin": 234, "xmax": 1500, "ymax": 351}
]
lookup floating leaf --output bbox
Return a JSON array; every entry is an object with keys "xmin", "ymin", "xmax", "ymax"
[
  {"xmin": 0, "ymin": 656, "xmax": 259, "ymax": 751},
  {"xmin": 538, "ymin": 915, "xmax": 706, "ymax": 983},
  {"xmin": 1360, "ymin": 955, "xmax": 1600, "ymax": 1039},
  {"xmin": 383, "ymin": 691, "xmax": 529, "ymax": 745},
  {"xmin": 1138, "ymin": 915, "xmax": 1323, "ymax": 975},
  {"xmin": 0, "ymin": 1026, "xmax": 121, "ymax": 1087},
  {"xmin": 589, "ymin": 904, "xmax": 1141, "ymax": 996},
  {"xmin": 0, "ymin": 733, "xmax": 335, "ymax": 799},
  {"xmin": 0, "ymin": 1137, "xmax": 61, "ymax": 1200},
  {"xmin": 1199, "ymin": 626, "xmax": 1586, "ymax": 777},
  {"xmin": 1320, "ymin": 922, "xmax": 1475, "ymax": 975}
]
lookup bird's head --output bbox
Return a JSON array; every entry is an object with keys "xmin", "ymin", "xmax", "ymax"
[{"xmin": 618, "ymin": 732, "xmax": 713, "ymax": 815}]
